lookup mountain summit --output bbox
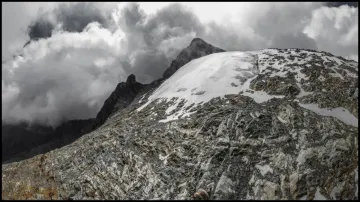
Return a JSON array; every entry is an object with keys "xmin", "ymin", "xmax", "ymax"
[
  {"xmin": 2, "ymin": 39, "xmax": 358, "ymax": 200},
  {"xmin": 162, "ymin": 37, "xmax": 225, "ymax": 78}
]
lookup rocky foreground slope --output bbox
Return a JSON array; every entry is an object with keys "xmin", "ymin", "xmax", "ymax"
[{"xmin": 2, "ymin": 39, "xmax": 358, "ymax": 200}]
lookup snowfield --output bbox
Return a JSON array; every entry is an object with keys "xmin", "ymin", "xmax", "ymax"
[
  {"xmin": 137, "ymin": 51, "xmax": 283, "ymax": 121},
  {"xmin": 137, "ymin": 49, "xmax": 358, "ymax": 125}
]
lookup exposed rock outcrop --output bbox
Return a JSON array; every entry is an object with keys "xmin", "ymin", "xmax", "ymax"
[{"xmin": 95, "ymin": 74, "xmax": 144, "ymax": 125}]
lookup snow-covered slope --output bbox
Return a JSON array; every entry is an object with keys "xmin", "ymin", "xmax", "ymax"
[
  {"xmin": 138, "ymin": 51, "xmax": 271, "ymax": 120},
  {"xmin": 138, "ymin": 49, "xmax": 358, "ymax": 125},
  {"xmin": 138, "ymin": 51, "xmax": 283, "ymax": 122}
]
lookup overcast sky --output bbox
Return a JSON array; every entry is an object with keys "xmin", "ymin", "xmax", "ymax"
[{"xmin": 2, "ymin": 2, "xmax": 358, "ymax": 127}]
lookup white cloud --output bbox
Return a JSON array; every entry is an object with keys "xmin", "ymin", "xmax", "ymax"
[
  {"xmin": 2, "ymin": 22, "xmax": 127, "ymax": 126},
  {"xmin": 304, "ymin": 5, "xmax": 358, "ymax": 60}
]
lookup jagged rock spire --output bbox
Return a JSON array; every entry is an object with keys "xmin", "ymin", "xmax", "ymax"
[{"xmin": 126, "ymin": 74, "xmax": 136, "ymax": 85}]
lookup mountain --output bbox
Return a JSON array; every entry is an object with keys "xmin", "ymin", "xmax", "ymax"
[
  {"xmin": 162, "ymin": 38, "xmax": 225, "ymax": 78},
  {"xmin": 1, "ymin": 38, "xmax": 224, "ymax": 163},
  {"xmin": 95, "ymin": 74, "xmax": 145, "ymax": 125},
  {"xmin": 2, "ymin": 39, "xmax": 358, "ymax": 200}
]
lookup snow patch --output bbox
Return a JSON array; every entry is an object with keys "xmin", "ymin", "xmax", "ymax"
[
  {"xmin": 269, "ymin": 70, "xmax": 287, "ymax": 78},
  {"xmin": 159, "ymin": 110, "xmax": 194, "ymax": 123},
  {"xmin": 298, "ymin": 103, "xmax": 358, "ymax": 127},
  {"xmin": 244, "ymin": 91, "xmax": 285, "ymax": 103},
  {"xmin": 138, "ymin": 93, "xmax": 147, "ymax": 103},
  {"xmin": 293, "ymin": 67, "xmax": 308, "ymax": 82},
  {"xmin": 296, "ymin": 83, "xmax": 313, "ymax": 98},
  {"xmin": 330, "ymin": 57, "xmax": 345, "ymax": 65}
]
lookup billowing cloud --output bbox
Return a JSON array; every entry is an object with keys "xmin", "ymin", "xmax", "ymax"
[
  {"xmin": 304, "ymin": 5, "xmax": 358, "ymax": 60},
  {"xmin": 26, "ymin": 2, "xmax": 112, "ymax": 41},
  {"xmin": 270, "ymin": 32, "xmax": 318, "ymax": 50},
  {"xmin": 1, "ymin": 2, "xmax": 358, "ymax": 127},
  {"xmin": 2, "ymin": 23, "xmax": 127, "ymax": 126}
]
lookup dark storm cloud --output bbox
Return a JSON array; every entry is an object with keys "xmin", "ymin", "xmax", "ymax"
[
  {"xmin": 326, "ymin": 2, "xmax": 358, "ymax": 7},
  {"xmin": 27, "ymin": 19, "xmax": 54, "ymax": 40},
  {"xmin": 26, "ymin": 2, "xmax": 109, "ymax": 41},
  {"xmin": 54, "ymin": 3, "xmax": 109, "ymax": 32}
]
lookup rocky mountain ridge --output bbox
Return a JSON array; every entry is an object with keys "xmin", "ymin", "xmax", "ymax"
[
  {"xmin": 2, "ymin": 38, "xmax": 223, "ymax": 163},
  {"xmin": 2, "ymin": 39, "xmax": 358, "ymax": 200}
]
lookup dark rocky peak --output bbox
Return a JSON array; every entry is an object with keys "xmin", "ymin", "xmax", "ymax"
[
  {"xmin": 162, "ymin": 38, "xmax": 226, "ymax": 78},
  {"xmin": 189, "ymin": 37, "xmax": 206, "ymax": 46},
  {"xmin": 126, "ymin": 74, "xmax": 136, "ymax": 85},
  {"xmin": 96, "ymin": 74, "xmax": 145, "ymax": 125},
  {"xmin": 189, "ymin": 38, "xmax": 218, "ymax": 51}
]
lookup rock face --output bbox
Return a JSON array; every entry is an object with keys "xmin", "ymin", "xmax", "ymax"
[
  {"xmin": 95, "ymin": 74, "xmax": 144, "ymax": 125},
  {"xmin": 2, "ymin": 40, "xmax": 358, "ymax": 200},
  {"xmin": 162, "ymin": 38, "xmax": 225, "ymax": 78}
]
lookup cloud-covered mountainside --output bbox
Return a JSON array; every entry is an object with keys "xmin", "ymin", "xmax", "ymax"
[
  {"xmin": 2, "ymin": 38, "xmax": 358, "ymax": 200},
  {"xmin": 1, "ymin": 37, "xmax": 224, "ymax": 163},
  {"xmin": 1, "ymin": 2, "xmax": 358, "ymax": 127}
]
